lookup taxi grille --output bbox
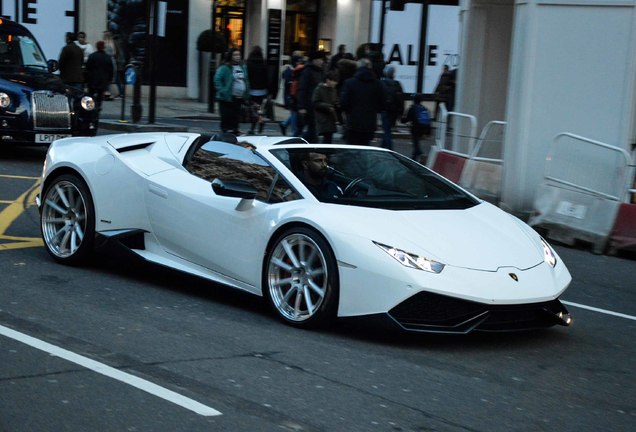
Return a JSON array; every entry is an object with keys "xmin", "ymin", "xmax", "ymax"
[{"xmin": 32, "ymin": 91, "xmax": 71, "ymax": 130}]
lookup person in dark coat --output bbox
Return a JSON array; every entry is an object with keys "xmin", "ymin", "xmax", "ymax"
[
  {"xmin": 328, "ymin": 44, "xmax": 353, "ymax": 71},
  {"xmin": 85, "ymin": 40, "xmax": 114, "ymax": 112},
  {"xmin": 312, "ymin": 70, "xmax": 339, "ymax": 143},
  {"xmin": 380, "ymin": 65, "xmax": 404, "ymax": 150},
  {"xmin": 340, "ymin": 58, "xmax": 386, "ymax": 145},
  {"xmin": 58, "ymin": 32, "xmax": 85, "ymax": 90},
  {"xmin": 246, "ymin": 46, "xmax": 268, "ymax": 134},
  {"xmin": 434, "ymin": 65, "xmax": 452, "ymax": 120},
  {"xmin": 297, "ymin": 50, "xmax": 326, "ymax": 143}
]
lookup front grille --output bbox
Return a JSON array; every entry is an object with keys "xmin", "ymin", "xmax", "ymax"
[
  {"xmin": 32, "ymin": 91, "xmax": 71, "ymax": 130},
  {"xmin": 389, "ymin": 291, "xmax": 569, "ymax": 333}
]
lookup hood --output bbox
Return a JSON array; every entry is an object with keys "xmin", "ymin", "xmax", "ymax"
[
  {"xmin": 354, "ymin": 67, "xmax": 376, "ymax": 82},
  {"xmin": 0, "ymin": 68, "xmax": 75, "ymax": 94},
  {"xmin": 330, "ymin": 202, "xmax": 543, "ymax": 271}
]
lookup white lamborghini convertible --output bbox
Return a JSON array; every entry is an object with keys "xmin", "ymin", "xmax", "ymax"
[{"xmin": 37, "ymin": 132, "xmax": 573, "ymax": 333}]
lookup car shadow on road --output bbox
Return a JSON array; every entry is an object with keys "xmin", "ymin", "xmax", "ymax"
[
  {"xmin": 328, "ymin": 317, "xmax": 571, "ymax": 351},
  {"xmin": 82, "ymin": 247, "xmax": 573, "ymax": 352}
]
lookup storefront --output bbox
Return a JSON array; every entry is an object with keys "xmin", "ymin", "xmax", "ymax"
[{"xmin": 74, "ymin": 0, "xmax": 371, "ymax": 98}]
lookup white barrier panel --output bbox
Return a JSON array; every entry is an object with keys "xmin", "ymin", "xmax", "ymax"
[{"xmin": 529, "ymin": 133, "xmax": 632, "ymax": 254}]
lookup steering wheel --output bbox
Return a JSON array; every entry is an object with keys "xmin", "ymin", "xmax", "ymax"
[{"xmin": 343, "ymin": 177, "xmax": 371, "ymax": 197}]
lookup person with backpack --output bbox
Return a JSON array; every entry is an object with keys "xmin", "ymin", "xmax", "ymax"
[
  {"xmin": 380, "ymin": 65, "xmax": 404, "ymax": 150},
  {"xmin": 402, "ymin": 94, "xmax": 431, "ymax": 162},
  {"xmin": 279, "ymin": 54, "xmax": 303, "ymax": 136}
]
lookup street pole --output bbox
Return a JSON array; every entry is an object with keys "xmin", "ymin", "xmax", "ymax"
[
  {"xmin": 131, "ymin": 60, "xmax": 142, "ymax": 123},
  {"xmin": 416, "ymin": 1, "xmax": 429, "ymax": 95},
  {"xmin": 208, "ymin": 1, "xmax": 217, "ymax": 113},
  {"xmin": 148, "ymin": 0, "xmax": 158, "ymax": 124}
]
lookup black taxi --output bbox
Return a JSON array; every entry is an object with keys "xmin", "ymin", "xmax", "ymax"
[{"xmin": 0, "ymin": 19, "xmax": 97, "ymax": 145}]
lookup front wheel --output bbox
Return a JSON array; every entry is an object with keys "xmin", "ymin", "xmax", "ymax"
[
  {"xmin": 264, "ymin": 227, "xmax": 339, "ymax": 328},
  {"xmin": 40, "ymin": 174, "xmax": 95, "ymax": 265}
]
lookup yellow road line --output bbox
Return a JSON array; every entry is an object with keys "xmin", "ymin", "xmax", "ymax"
[
  {"xmin": 0, "ymin": 178, "xmax": 40, "ymax": 234},
  {"xmin": 0, "ymin": 178, "xmax": 43, "ymax": 250},
  {"xmin": 0, "ymin": 239, "xmax": 43, "ymax": 250},
  {"xmin": 0, "ymin": 174, "xmax": 40, "ymax": 180}
]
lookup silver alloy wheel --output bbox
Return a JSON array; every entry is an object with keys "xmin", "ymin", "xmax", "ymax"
[
  {"xmin": 267, "ymin": 233, "xmax": 328, "ymax": 322},
  {"xmin": 41, "ymin": 180, "xmax": 88, "ymax": 258}
]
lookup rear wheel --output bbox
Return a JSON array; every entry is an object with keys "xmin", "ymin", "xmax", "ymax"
[
  {"xmin": 264, "ymin": 227, "xmax": 339, "ymax": 328},
  {"xmin": 40, "ymin": 174, "xmax": 95, "ymax": 265}
]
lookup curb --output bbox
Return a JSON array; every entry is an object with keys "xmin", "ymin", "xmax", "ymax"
[{"xmin": 99, "ymin": 120, "xmax": 188, "ymax": 133}]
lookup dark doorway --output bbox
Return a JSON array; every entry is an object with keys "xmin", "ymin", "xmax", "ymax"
[{"xmin": 284, "ymin": 0, "xmax": 319, "ymax": 55}]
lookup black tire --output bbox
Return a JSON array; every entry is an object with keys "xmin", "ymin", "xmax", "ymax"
[
  {"xmin": 40, "ymin": 173, "xmax": 95, "ymax": 265},
  {"xmin": 264, "ymin": 226, "xmax": 339, "ymax": 328}
]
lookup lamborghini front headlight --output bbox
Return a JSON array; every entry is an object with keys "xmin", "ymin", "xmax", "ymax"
[
  {"xmin": 541, "ymin": 238, "xmax": 557, "ymax": 267},
  {"xmin": 374, "ymin": 242, "xmax": 445, "ymax": 273}
]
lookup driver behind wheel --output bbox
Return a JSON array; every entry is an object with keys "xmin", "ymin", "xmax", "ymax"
[{"xmin": 298, "ymin": 152, "xmax": 343, "ymax": 201}]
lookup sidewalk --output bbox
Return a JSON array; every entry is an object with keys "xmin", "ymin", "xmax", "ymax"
[
  {"xmin": 97, "ymin": 96, "xmax": 433, "ymax": 160},
  {"xmin": 98, "ymin": 96, "xmax": 215, "ymax": 132}
]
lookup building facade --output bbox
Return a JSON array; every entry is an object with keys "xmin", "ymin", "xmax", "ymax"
[{"xmin": 73, "ymin": 0, "xmax": 372, "ymax": 99}]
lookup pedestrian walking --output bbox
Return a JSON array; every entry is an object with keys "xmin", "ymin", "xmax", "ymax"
[
  {"xmin": 312, "ymin": 71, "xmax": 339, "ymax": 143},
  {"xmin": 401, "ymin": 94, "xmax": 432, "ymax": 162},
  {"xmin": 297, "ymin": 50, "xmax": 326, "ymax": 143},
  {"xmin": 58, "ymin": 32, "xmax": 84, "ymax": 90},
  {"xmin": 75, "ymin": 31, "xmax": 94, "ymax": 64},
  {"xmin": 328, "ymin": 44, "xmax": 353, "ymax": 71},
  {"xmin": 279, "ymin": 54, "xmax": 303, "ymax": 136},
  {"xmin": 434, "ymin": 65, "xmax": 453, "ymax": 120},
  {"xmin": 380, "ymin": 65, "xmax": 404, "ymax": 150},
  {"xmin": 103, "ymin": 31, "xmax": 123, "ymax": 99},
  {"xmin": 85, "ymin": 40, "xmax": 114, "ymax": 112},
  {"xmin": 214, "ymin": 48, "xmax": 250, "ymax": 135},
  {"xmin": 246, "ymin": 46, "xmax": 268, "ymax": 134},
  {"xmin": 340, "ymin": 58, "xmax": 386, "ymax": 145}
]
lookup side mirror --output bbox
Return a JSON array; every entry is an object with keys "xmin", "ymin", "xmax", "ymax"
[
  {"xmin": 47, "ymin": 59, "xmax": 59, "ymax": 73},
  {"xmin": 211, "ymin": 178, "xmax": 258, "ymax": 199}
]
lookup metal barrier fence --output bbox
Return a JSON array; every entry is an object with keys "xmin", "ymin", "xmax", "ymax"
[
  {"xmin": 529, "ymin": 133, "xmax": 633, "ymax": 253},
  {"xmin": 426, "ymin": 105, "xmax": 476, "ymax": 183},
  {"xmin": 458, "ymin": 121, "xmax": 506, "ymax": 204},
  {"xmin": 428, "ymin": 106, "xmax": 505, "ymax": 203}
]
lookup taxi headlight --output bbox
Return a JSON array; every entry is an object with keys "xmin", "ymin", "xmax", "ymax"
[
  {"xmin": 0, "ymin": 92, "xmax": 11, "ymax": 109},
  {"xmin": 81, "ymin": 96, "xmax": 95, "ymax": 111},
  {"xmin": 374, "ymin": 242, "xmax": 445, "ymax": 273}
]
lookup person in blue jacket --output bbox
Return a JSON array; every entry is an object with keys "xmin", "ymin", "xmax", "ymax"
[{"xmin": 214, "ymin": 48, "xmax": 250, "ymax": 134}]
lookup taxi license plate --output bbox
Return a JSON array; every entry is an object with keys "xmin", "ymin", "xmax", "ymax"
[{"xmin": 35, "ymin": 133, "xmax": 71, "ymax": 143}]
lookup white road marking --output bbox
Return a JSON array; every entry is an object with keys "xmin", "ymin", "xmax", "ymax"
[
  {"xmin": 0, "ymin": 324, "xmax": 222, "ymax": 416},
  {"xmin": 562, "ymin": 301, "xmax": 636, "ymax": 321}
]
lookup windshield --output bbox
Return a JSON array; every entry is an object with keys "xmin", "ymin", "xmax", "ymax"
[
  {"xmin": 0, "ymin": 33, "xmax": 47, "ymax": 69},
  {"xmin": 271, "ymin": 147, "xmax": 479, "ymax": 210}
]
